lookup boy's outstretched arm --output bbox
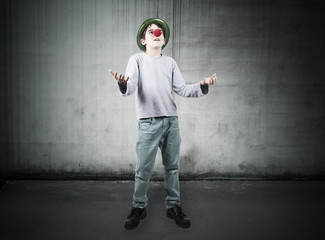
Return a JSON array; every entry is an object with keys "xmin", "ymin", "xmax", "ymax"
[
  {"xmin": 201, "ymin": 74, "xmax": 217, "ymax": 86},
  {"xmin": 109, "ymin": 70, "xmax": 130, "ymax": 93},
  {"xmin": 172, "ymin": 59, "xmax": 217, "ymax": 97},
  {"xmin": 109, "ymin": 70, "xmax": 129, "ymax": 86}
]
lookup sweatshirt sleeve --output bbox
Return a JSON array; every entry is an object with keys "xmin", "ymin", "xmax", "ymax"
[
  {"xmin": 172, "ymin": 60, "xmax": 208, "ymax": 98},
  {"xmin": 119, "ymin": 54, "xmax": 139, "ymax": 96}
]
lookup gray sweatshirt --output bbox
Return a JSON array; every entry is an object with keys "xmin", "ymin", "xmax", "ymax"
[{"xmin": 119, "ymin": 52, "xmax": 208, "ymax": 119}]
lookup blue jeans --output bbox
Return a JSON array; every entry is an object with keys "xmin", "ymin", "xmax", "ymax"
[{"xmin": 133, "ymin": 116, "xmax": 181, "ymax": 209}]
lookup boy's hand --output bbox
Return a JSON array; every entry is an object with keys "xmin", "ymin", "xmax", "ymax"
[
  {"xmin": 109, "ymin": 70, "xmax": 130, "ymax": 86},
  {"xmin": 201, "ymin": 74, "xmax": 217, "ymax": 86}
]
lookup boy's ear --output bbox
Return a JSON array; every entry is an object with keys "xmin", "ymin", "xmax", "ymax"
[{"xmin": 140, "ymin": 38, "xmax": 146, "ymax": 46}]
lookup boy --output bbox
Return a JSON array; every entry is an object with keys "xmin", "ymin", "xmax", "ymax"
[{"xmin": 109, "ymin": 18, "xmax": 217, "ymax": 230}]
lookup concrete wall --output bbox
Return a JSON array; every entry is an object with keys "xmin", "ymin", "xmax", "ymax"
[{"xmin": 1, "ymin": 0, "xmax": 324, "ymax": 180}]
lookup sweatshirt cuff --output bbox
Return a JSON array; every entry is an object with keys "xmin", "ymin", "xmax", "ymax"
[
  {"xmin": 118, "ymin": 82, "xmax": 127, "ymax": 94},
  {"xmin": 200, "ymin": 84, "xmax": 209, "ymax": 95}
]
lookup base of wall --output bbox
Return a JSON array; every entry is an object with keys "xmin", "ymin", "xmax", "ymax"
[{"xmin": 1, "ymin": 172, "xmax": 325, "ymax": 181}]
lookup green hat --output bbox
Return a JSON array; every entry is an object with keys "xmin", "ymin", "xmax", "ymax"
[{"xmin": 136, "ymin": 18, "xmax": 170, "ymax": 51}]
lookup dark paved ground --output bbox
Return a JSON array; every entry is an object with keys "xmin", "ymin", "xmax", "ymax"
[{"xmin": 0, "ymin": 180, "xmax": 324, "ymax": 240}]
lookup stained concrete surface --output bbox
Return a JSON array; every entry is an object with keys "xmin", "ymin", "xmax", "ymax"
[{"xmin": 0, "ymin": 180, "xmax": 324, "ymax": 240}]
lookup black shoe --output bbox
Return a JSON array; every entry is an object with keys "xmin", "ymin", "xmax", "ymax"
[
  {"xmin": 124, "ymin": 207, "xmax": 147, "ymax": 230},
  {"xmin": 167, "ymin": 205, "xmax": 191, "ymax": 229}
]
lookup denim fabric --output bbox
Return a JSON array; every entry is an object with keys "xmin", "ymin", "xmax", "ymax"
[{"xmin": 133, "ymin": 116, "xmax": 181, "ymax": 208}]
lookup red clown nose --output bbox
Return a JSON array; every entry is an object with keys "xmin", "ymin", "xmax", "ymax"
[{"xmin": 153, "ymin": 29, "xmax": 162, "ymax": 37}]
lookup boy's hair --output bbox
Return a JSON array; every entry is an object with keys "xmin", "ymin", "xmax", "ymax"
[{"xmin": 141, "ymin": 23, "xmax": 165, "ymax": 40}]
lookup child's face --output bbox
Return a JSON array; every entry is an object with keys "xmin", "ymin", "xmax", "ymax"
[{"xmin": 141, "ymin": 24, "xmax": 166, "ymax": 50}]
